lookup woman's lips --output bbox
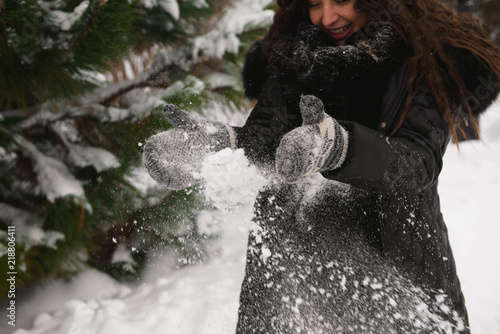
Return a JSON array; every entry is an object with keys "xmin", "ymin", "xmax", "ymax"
[{"xmin": 328, "ymin": 23, "xmax": 354, "ymax": 40}]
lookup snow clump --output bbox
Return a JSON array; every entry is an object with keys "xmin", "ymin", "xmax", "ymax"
[{"xmin": 199, "ymin": 148, "xmax": 268, "ymax": 213}]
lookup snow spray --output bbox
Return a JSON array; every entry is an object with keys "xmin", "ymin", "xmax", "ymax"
[
  {"xmin": 196, "ymin": 148, "xmax": 268, "ymax": 236},
  {"xmin": 199, "ymin": 148, "xmax": 268, "ymax": 215},
  {"xmin": 197, "ymin": 148, "xmax": 466, "ymax": 334}
]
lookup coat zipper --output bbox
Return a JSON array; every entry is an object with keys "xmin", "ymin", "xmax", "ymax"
[{"xmin": 379, "ymin": 63, "xmax": 410, "ymax": 135}]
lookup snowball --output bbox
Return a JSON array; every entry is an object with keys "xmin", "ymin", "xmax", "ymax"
[{"xmin": 200, "ymin": 148, "xmax": 268, "ymax": 212}]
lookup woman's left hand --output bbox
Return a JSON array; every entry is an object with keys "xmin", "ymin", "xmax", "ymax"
[{"xmin": 275, "ymin": 95, "xmax": 349, "ymax": 181}]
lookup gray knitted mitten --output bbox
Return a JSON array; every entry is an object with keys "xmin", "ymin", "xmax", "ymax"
[
  {"xmin": 276, "ymin": 95, "xmax": 349, "ymax": 182},
  {"xmin": 143, "ymin": 104, "xmax": 237, "ymax": 190}
]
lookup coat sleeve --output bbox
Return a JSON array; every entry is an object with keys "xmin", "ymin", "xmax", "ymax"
[{"xmin": 321, "ymin": 87, "xmax": 450, "ymax": 195}]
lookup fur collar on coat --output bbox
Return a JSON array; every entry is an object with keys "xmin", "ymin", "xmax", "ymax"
[
  {"xmin": 243, "ymin": 22, "xmax": 409, "ymax": 128},
  {"xmin": 243, "ymin": 21, "xmax": 499, "ymax": 124}
]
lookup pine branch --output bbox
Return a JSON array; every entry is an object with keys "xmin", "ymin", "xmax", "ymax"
[
  {"xmin": 86, "ymin": 62, "xmax": 173, "ymax": 105},
  {"xmin": 62, "ymin": 0, "xmax": 103, "ymax": 56}
]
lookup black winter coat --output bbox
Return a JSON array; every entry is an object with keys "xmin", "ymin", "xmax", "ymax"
[{"xmin": 233, "ymin": 23, "xmax": 499, "ymax": 333}]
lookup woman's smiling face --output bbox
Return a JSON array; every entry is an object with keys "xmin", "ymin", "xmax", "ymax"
[{"xmin": 307, "ymin": 0, "xmax": 369, "ymax": 45}]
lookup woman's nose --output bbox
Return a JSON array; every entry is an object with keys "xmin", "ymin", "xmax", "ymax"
[{"xmin": 322, "ymin": 5, "xmax": 340, "ymax": 27}]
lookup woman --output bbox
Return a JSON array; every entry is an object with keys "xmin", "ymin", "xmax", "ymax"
[{"xmin": 143, "ymin": 0, "xmax": 500, "ymax": 332}]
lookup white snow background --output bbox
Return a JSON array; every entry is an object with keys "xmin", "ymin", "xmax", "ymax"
[{"xmin": 3, "ymin": 99, "xmax": 499, "ymax": 334}]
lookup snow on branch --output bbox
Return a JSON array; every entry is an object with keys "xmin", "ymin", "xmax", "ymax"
[
  {"xmin": 42, "ymin": 0, "xmax": 90, "ymax": 32},
  {"xmin": 140, "ymin": 0, "xmax": 180, "ymax": 19},
  {"xmin": 192, "ymin": 0, "xmax": 274, "ymax": 58},
  {"xmin": 12, "ymin": 0, "xmax": 274, "ymax": 127},
  {"xmin": 13, "ymin": 135, "xmax": 86, "ymax": 202},
  {"xmin": 0, "ymin": 203, "xmax": 65, "ymax": 258},
  {"xmin": 50, "ymin": 122, "xmax": 120, "ymax": 172}
]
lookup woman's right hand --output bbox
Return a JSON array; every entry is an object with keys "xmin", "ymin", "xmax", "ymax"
[{"xmin": 142, "ymin": 104, "xmax": 236, "ymax": 190}]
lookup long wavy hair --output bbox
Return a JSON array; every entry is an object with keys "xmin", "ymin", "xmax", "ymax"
[{"xmin": 261, "ymin": 0, "xmax": 500, "ymax": 143}]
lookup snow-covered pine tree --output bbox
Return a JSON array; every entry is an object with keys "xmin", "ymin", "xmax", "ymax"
[{"xmin": 0, "ymin": 0, "xmax": 273, "ymax": 296}]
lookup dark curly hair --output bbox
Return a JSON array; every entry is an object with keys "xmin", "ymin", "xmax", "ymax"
[{"xmin": 261, "ymin": 0, "xmax": 500, "ymax": 143}]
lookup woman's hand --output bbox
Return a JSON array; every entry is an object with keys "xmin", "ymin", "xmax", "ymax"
[
  {"xmin": 142, "ymin": 105, "xmax": 236, "ymax": 190},
  {"xmin": 275, "ymin": 95, "xmax": 349, "ymax": 182}
]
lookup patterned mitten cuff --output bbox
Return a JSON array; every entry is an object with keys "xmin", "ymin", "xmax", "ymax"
[{"xmin": 276, "ymin": 95, "xmax": 349, "ymax": 181}]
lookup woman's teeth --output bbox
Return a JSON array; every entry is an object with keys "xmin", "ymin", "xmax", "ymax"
[{"xmin": 330, "ymin": 23, "xmax": 352, "ymax": 35}]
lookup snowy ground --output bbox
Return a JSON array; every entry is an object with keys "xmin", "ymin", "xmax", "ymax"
[{"xmin": 2, "ymin": 100, "xmax": 500, "ymax": 334}]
